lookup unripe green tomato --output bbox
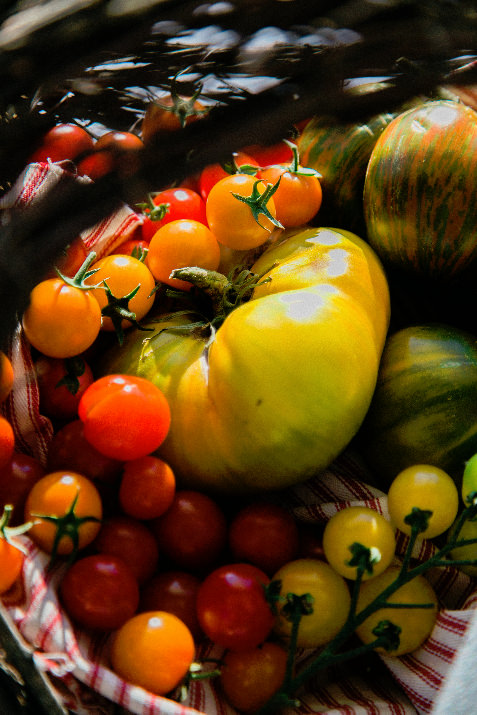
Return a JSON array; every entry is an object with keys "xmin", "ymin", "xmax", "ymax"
[
  {"xmin": 461, "ymin": 453, "xmax": 477, "ymax": 507},
  {"xmin": 448, "ymin": 516, "xmax": 477, "ymax": 578}
]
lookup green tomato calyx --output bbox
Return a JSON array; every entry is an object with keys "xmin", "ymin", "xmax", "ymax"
[{"xmin": 231, "ymin": 179, "xmax": 284, "ymax": 232}]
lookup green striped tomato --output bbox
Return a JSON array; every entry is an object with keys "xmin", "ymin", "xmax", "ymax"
[{"xmin": 364, "ymin": 100, "xmax": 477, "ymax": 280}]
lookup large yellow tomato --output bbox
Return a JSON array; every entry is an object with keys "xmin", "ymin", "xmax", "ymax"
[{"xmin": 101, "ymin": 226, "xmax": 390, "ymax": 492}]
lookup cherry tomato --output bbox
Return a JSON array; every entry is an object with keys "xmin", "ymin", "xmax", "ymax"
[
  {"xmin": 198, "ymin": 152, "xmax": 260, "ymax": 202},
  {"xmin": 196, "ymin": 563, "xmax": 275, "ymax": 651},
  {"xmin": 86, "ymin": 254, "xmax": 156, "ymax": 332},
  {"xmin": 29, "ymin": 123, "xmax": 95, "ymax": 164},
  {"xmin": 206, "ymin": 174, "xmax": 280, "ymax": 250},
  {"xmin": 150, "ymin": 490, "xmax": 227, "ymax": 573},
  {"xmin": 46, "ymin": 419, "xmax": 123, "ymax": 483},
  {"xmin": 272, "ymin": 558, "xmax": 351, "ymax": 649},
  {"xmin": 448, "ymin": 515, "xmax": 477, "ymax": 577},
  {"xmin": 110, "ymin": 611, "xmax": 195, "ymax": 695},
  {"xmin": 77, "ymin": 131, "xmax": 144, "ymax": 180},
  {"xmin": 387, "ymin": 464, "xmax": 459, "ymax": 539},
  {"xmin": 142, "ymin": 93, "xmax": 207, "ymax": 142},
  {"xmin": 228, "ymin": 502, "xmax": 299, "ymax": 575},
  {"xmin": 355, "ymin": 565, "xmax": 438, "ymax": 655},
  {"xmin": 110, "ymin": 237, "xmax": 150, "ymax": 259},
  {"xmin": 296, "ymin": 523, "xmax": 326, "ymax": 561},
  {"xmin": 22, "ymin": 277, "xmax": 102, "ymax": 358},
  {"xmin": 45, "ymin": 237, "xmax": 88, "ymax": 279},
  {"xmin": 146, "ymin": 219, "xmax": 220, "ymax": 291},
  {"xmin": 322, "ymin": 506, "xmax": 396, "ymax": 580},
  {"xmin": 0, "ymin": 416, "xmax": 15, "ymax": 469},
  {"xmin": 78, "ymin": 374, "xmax": 171, "ymax": 461},
  {"xmin": 139, "ymin": 570, "xmax": 202, "ymax": 640},
  {"xmin": 119, "ymin": 455, "xmax": 175, "ymax": 520},
  {"xmin": 242, "ymin": 141, "xmax": 294, "ymax": 166},
  {"xmin": 219, "ymin": 642, "xmax": 287, "ymax": 713},
  {"xmin": 60, "ymin": 553, "xmax": 139, "ymax": 630},
  {"xmin": 259, "ymin": 161, "xmax": 322, "ymax": 227},
  {"xmin": 0, "ymin": 451, "xmax": 45, "ymax": 525},
  {"xmin": 140, "ymin": 187, "xmax": 207, "ymax": 242},
  {"xmin": 0, "ymin": 534, "xmax": 25, "ymax": 595},
  {"xmin": 461, "ymin": 452, "xmax": 477, "ymax": 506},
  {"xmin": 0, "ymin": 351, "xmax": 14, "ymax": 403},
  {"xmin": 24, "ymin": 471, "xmax": 102, "ymax": 555},
  {"xmin": 36, "ymin": 355, "xmax": 94, "ymax": 422},
  {"xmin": 93, "ymin": 515, "xmax": 159, "ymax": 584}
]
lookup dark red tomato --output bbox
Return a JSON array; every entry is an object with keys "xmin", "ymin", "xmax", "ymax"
[
  {"xmin": 46, "ymin": 419, "xmax": 123, "ymax": 483},
  {"xmin": 93, "ymin": 515, "xmax": 159, "ymax": 584},
  {"xmin": 140, "ymin": 187, "xmax": 207, "ymax": 242},
  {"xmin": 196, "ymin": 563, "xmax": 275, "ymax": 651},
  {"xmin": 242, "ymin": 140, "xmax": 294, "ymax": 167},
  {"xmin": 59, "ymin": 553, "xmax": 139, "ymax": 630},
  {"xmin": 228, "ymin": 502, "xmax": 299, "ymax": 575},
  {"xmin": 198, "ymin": 152, "xmax": 260, "ymax": 201},
  {"xmin": 119, "ymin": 455, "xmax": 176, "ymax": 521},
  {"xmin": 139, "ymin": 570, "xmax": 203, "ymax": 640},
  {"xmin": 0, "ymin": 452, "xmax": 45, "ymax": 525},
  {"xmin": 45, "ymin": 237, "xmax": 88, "ymax": 279},
  {"xmin": 36, "ymin": 355, "xmax": 94, "ymax": 422},
  {"xmin": 77, "ymin": 130, "xmax": 144, "ymax": 180},
  {"xmin": 150, "ymin": 490, "xmax": 227, "ymax": 573},
  {"xmin": 29, "ymin": 124, "xmax": 95, "ymax": 164}
]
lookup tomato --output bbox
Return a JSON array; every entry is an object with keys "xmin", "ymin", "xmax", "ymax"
[
  {"xmin": 228, "ymin": 502, "xmax": 299, "ymax": 575},
  {"xmin": 118, "ymin": 455, "xmax": 175, "ymax": 520},
  {"xmin": 0, "ymin": 351, "xmax": 14, "ymax": 403},
  {"xmin": 139, "ymin": 570, "xmax": 202, "ymax": 640},
  {"xmin": 29, "ymin": 123, "xmax": 95, "ymax": 164},
  {"xmin": 45, "ymin": 237, "xmax": 88, "ymax": 279},
  {"xmin": 85, "ymin": 254, "xmax": 156, "ymax": 332},
  {"xmin": 461, "ymin": 452, "xmax": 477, "ymax": 506},
  {"xmin": 242, "ymin": 141, "xmax": 294, "ymax": 166},
  {"xmin": 387, "ymin": 465, "xmax": 459, "ymax": 539},
  {"xmin": 146, "ymin": 219, "xmax": 220, "ymax": 291},
  {"xmin": 78, "ymin": 374, "xmax": 171, "ymax": 461},
  {"xmin": 355, "ymin": 565, "xmax": 438, "ymax": 655},
  {"xmin": 60, "ymin": 553, "xmax": 139, "ymax": 630},
  {"xmin": 151, "ymin": 490, "xmax": 227, "ymax": 573},
  {"xmin": 139, "ymin": 187, "xmax": 207, "ymax": 242},
  {"xmin": 0, "ymin": 451, "xmax": 45, "ymax": 525},
  {"xmin": 46, "ymin": 419, "xmax": 123, "ymax": 483},
  {"xmin": 36, "ymin": 355, "xmax": 94, "ymax": 421},
  {"xmin": 272, "ymin": 558, "xmax": 351, "ymax": 649},
  {"xmin": 22, "ymin": 276, "xmax": 102, "ymax": 358},
  {"xmin": 102, "ymin": 226, "xmax": 390, "ymax": 493},
  {"xmin": 110, "ymin": 237, "xmax": 150, "ymax": 260},
  {"xmin": 24, "ymin": 471, "xmax": 102, "ymax": 556},
  {"xmin": 110, "ymin": 611, "xmax": 195, "ymax": 695},
  {"xmin": 0, "ymin": 416, "xmax": 15, "ymax": 469},
  {"xmin": 198, "ymin": 152, "xmax": 260, "ymax": 201},
  {"xmin": 93, "ymin": 515, "xmax": 159, "ymax": 584},
  {"xmin": 77, "ymin": 130, "xmax": 144, "ymax": 180},
  {"xmin": 448, "ymin": 516, "xmax": 477, "ymax": 577},
  {"xmin": 219, "ymin": 642, "xmax": 287, "ymax": 713},
  {"xmin": 297, "ymin": 524, "xmax": 326, "ymax": 561},
  {"xmin": 196, "ymin": 563, "xmax": 275, "ymax": 651},
  {"xmin": 206, "ymin": 174, "xmax": 280, "ymax": 250},
  {"xmin": 322, "ymin": 506, "xmax": 396, "ymax": 580},
  {"xmin": 141, "ymin": 91, "xmax": 208, "ymax": 142}
]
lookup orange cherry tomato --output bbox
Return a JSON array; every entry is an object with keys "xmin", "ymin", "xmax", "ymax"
[
  {"xmin": 259, "ymin": 162, "xmax": 322, "ymax": 227},
  {"xmin": 198, "ymin": 151, "xmax": 260, "ymax": 201},
  {"xmin": 0, "ymin": 351, "xmax": 14, "ymax": 403},
  {"xmin": 0, "ymin": 534, "xmax": 25, "ymax": 594},
  {"xmin": 0, "ymin": 417, "xmax": 15, "ymax": 469}
]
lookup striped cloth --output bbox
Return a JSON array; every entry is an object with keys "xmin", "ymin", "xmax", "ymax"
[{"xmin": 1, "ymin": 162, "xmax": 476, "ymax": 715}]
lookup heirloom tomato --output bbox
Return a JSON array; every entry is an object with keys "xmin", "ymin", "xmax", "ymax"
[{"xmin": 101, "ymin": 226, "xmax": 389, "ymax": 493}]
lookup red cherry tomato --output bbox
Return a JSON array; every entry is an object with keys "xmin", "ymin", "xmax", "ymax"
[
  {"xmin": 0, "ymin": 417, "xmax": 15, "ymax": 469},
  {"xmin": 77, "ymin": 130, "xmax": 144, "ymax": 180},
  {"xmin": 198, "ymin": 151, "xmax": 259, "ymax": 201},
  {"xmin": 140, "ymin": 187, "xmax": 207, "ymax": 242},
  {"xmin": 139, "ymin": 570, "xmax": 203, "ymax": 640},
  {"xmin": 45, "ymin": 237, "xmax": 88, "ymax": 279},
  {"xmin": 119, "ymin": 455, "xmax": 176, "ymax": 520},
  {"xmin": 228, "ymin": 502, "xmax": 299, "ymax": 575},
  {"xmin": 0, "ymin": 452, "xmax": 46, "ymax": 525},
  {"xmin": 78, "ymin": 375, "xmax": 171, "ymax": 461},
  {"xmin": 36, "ymin": 355, "xmax": 94, "ymax": 422},
  {"xmin": 29, "ymin": 124, "xmax": 95, "ymax": 164},
  {"xmin": 196, "ymin": 563, "xmax": 275, "ymax": 651},
  {"xmin": 242, "ymin": 140, "xmax": 294, "ymax": 166},
  {"xmin": 150, "ymin": 490, "xmax": 227, "ymax": 573},
  {"xmin": 93, "ymin": 515, "xmax": 159, "ymax": 584}
]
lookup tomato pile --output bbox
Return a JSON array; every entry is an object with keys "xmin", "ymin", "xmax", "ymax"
[{"xmin": 2, "ymin": 88, "xmax": 477, "ymax": 714}]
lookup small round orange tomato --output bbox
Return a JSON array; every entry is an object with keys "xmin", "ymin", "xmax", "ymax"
[
  {"xmin": 142, "ymin": 94, "xmax": 207, "ymax": 142},
  {"xmin": 0, "ymin": 535, "xmax": 25, "ymax": 594},
  {"xmin": 24, "ymin": 471, "xmax": 102, "ymax": 555},
  {"xmin": 0, "ymin": 417, "xmax": 15, "ymax": 469},
  {"xmin": 119, "ymin": 455, "xmax": 175, "ymax": 520},
  {"xmin": 206, "ymin": 174, "xmax": 279, "ymax": 250},
  {"xmin": 219, "ymin": 642, "xmax": 288, "ymax": 713},
  {"xmin": 86, "ymin": 254, "xmax": 156, "ymax": 331},
  {"xmin": 259, "ymin": 163, "xmax": 322, "ymax": 227},
  {"xmin": 146, "ymin": 219, "xmax": 220, "ymax": 291},
  {"xmin": 22, "ymin": 278, "xmax": 102, "ymax": 358},
  {"xmin": 45, "ymin": 237, "xmax": 88, "ymax": 279},
  {"xmin": 0, "ymin": 351, "xmax": 14, "ymax": 403},
  {"xmin": 110, "ymin": 611, "xmax": 195, "ymax": 695}
]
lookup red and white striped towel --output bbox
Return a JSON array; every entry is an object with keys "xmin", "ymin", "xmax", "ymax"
[{"xmin": 1, "ymin": 163, "xmax": 476, "ymax": 715}]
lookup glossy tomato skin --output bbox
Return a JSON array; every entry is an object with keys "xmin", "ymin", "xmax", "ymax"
[
  {"xmin": 36, "ymin": 355, "xmax": 94, "ymax": 422},
  {"xmin": 139, "ymin": 570, "xmax": 202, "ymax": 640},
  {"xmin": 141, "ymin": 95, "xmax": 207, "ymax": 142},
  {"xmin": 150, "ymin": 490, "xmax": 227, "ymax": 573},
  {"xmin": 242, "ymin": 141, "xmax": 294, "ymax": 166},
  {"xmin": 198, "ymin": 152, "xmax": 259, "ymax": 201},
  {"xmin": 0, "ymin": 536, "xmax": 25, "ymax": 594},
  {"xmin": 0, "ymin": 417, "xmax": 15, "ymax": 469},
  {"xmin": 45, "ymin": 237, "xmax": 88, "ymax": 279},
  {"xmin": 60, "ymin": 553, "xmax": 139, "ymax": 630},
  {"xmin": 119, "ymin": 455, "xmax": 175, "ymax": 520},
  {"xmin": 140, "ymin": 188, "xmax": 207, "ymax": 242},
  {"xmin": 196, "ymin": 563, "xmax": 275, "ymax": 651},
  {"xmin": 93, "ymin": 515, "xmax": 159, "ymax": 584},
  {"xmin": 103, "ymin": 226, "xmax": 390, "ymax": 493},
  {"xmin": 0, "ymin": 452, "xmax": 46, "ymax": 525},
  {"xmin": 0, "ymin": 351, "xmax": 14, "ymax": 403},
  {"xmin": 259, "ymin": 163, "xmax": 322, "ymax": 227},
  {"xmin": 78, "ymin": 374, "xmax": 171, "ymax": 461},
  {"xmin": 77, "ymin": 131, "xmax": 143, "ymax": 180},
  {"xmin": 29, "ymin": 124, "xmax": 94, "ymax": 163}
]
